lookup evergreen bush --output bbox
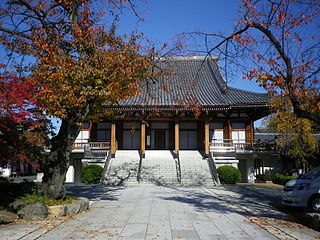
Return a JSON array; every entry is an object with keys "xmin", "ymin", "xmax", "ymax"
[
  {"xmin": 217, "ymin": 165, "xmax": 241, "ymax": 184},
  {"xmin": 271, "ymin": 174, "xmax": 295, "ymax": 185},
  {"xmin": 255, "ymin": 174, "xmax": 273, "ymax": 181},
  {"xmin": 81, "ymin": 165, "xmax": 103, "ymax": 184}
]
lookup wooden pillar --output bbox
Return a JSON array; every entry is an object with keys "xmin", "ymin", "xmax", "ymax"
[
  {"xmin": 141, "ymin": 122, "xmax": 146, "ymax": 157},
  {"xmin": 245, "ymin": 120, "xmax": 254, "ymax": 146},
  {"xmin": 175, "ymin": 121, "xmax": 179, "ymax": 154},
  {"xmin": 111, "ymin": 122, "xmax": 116, "ymax": 156},
  {"xmin": 90, "ymin": 122, "xmax": 97, "ymax": 141},
  {"xmin": 204, "ymin": 121, "xmax": 210, "ymax": 155},
  {"xmin": 224, "ymin": 120, "xmax": 232, "ymax": 146},
  {"xmin": 169, "ymin": 121, "xmax": 175, "ymax": 150}
]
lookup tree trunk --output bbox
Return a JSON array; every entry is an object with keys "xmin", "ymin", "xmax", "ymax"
[{"xmin": 42, "ymin": 105, "xmax": 90, "ymax": 200}]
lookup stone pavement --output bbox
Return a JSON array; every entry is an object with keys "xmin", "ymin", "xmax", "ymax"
[{"xmin": 1, "ymin": 185, "xmax": 319, "ymax": 240}]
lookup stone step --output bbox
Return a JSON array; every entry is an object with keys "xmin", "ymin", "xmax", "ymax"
[
  {"xmin": 102, "ymin": 150, "xmax": 219, "ymax": 187},
  {"xmin": 179, "ymin": 151, "xmax": 215, "ymax": 187},
  {"xmin": 103, "ymin": 150, "xmax": 177, "ymax": 186},
  {"xmin": 102, "ymin": 150, "xmax": 140, "ymax": 186}
]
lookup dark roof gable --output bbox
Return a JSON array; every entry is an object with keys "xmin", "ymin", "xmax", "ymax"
[{"xmin": 117, "ymin": 56, "xmax": 269, "ymax": 108}]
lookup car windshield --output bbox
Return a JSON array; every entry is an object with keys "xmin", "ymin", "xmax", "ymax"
[{"xmin": 300, "ymin": 167, "xmax": 320, "ymax": 180}]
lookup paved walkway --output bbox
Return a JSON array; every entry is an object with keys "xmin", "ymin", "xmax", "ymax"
[{"xmin": 1, "ymin": 185, "xmax": 319, "ymax": 240}]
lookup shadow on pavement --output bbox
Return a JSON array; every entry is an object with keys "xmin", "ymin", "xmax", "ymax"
[
  {"xmin": 160, "ymin": 185, "xmax": 305, "ymax": 224},
  {"xmin": 66, "ymin": 183, "xmax": 123, "ymax": 201},
  {"xmin": 67, "ymin": 183, "xmax": 312, "ymax": 231}
]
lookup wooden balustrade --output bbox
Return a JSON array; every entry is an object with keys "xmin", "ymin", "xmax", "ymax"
[
  {"xmin": 72, "ymin": 142, "xmax": 111, "ymax": 150},
  {"xmin": 209, "ymin": 139, "xmax": 258, "ymax": 151}
]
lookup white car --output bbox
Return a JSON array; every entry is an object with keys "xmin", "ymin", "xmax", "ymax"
[{"xmin": 282, "ymin": 167, "xmax": 320, "ymax": 212}]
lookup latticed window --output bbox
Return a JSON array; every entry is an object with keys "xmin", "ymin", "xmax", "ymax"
[
  {"xmin": 209, "ymin": 123, "xmax": 224, "ymax": 143},
  {"xmin": 231, "ymin": 123, "xmax": 246, "ymax": 144},
  {"xmin": 96, "ymin": 122, "xmax": 111, "ymax": 142}
]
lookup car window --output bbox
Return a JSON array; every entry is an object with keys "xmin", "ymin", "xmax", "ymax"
[{"xmin": 300, "ymin": 168, "xmax": 320, "ymax": 180}]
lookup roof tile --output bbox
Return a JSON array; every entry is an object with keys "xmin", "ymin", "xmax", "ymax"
[{"xmin": 117, "ymin": 56, "xmax": 269, "ymax": 107}]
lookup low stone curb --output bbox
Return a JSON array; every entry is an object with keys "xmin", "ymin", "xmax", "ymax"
[
  {"xmin": 254, "ymin": 183, "xmax": 283, "ymax": 187},
  {"xmin": 48, "ymin": 197, "xmax": 89, "ymax": 218},
  {"xmin": 18, "ymin": 202, "xmax": 48, "ymax": 220},
  {"xmin": 1, "ymin": 197, "xmax": 89, "ymax": 223},
  {"xmin": 0, "ymin": 210, "xmax": 18, "ymax": 223}
]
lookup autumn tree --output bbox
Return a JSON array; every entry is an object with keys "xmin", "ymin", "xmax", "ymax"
[
  {"xmin": 189, "ymin": 0, "xmax": 319, "ymax": 165},
  {"xmin": 267, "ymin": 96, "xmax": 318, "ymax": 169},
  {"xmin": 195, "ymin": 0, "xmax": 319, "ymax": 122},
  {"xmin": 0, "ymin": 0, "xmax": 153, "ymax": 199},
  {"xmin": 0, "ymin": 70, "xmax": 46, "ymax": 169}
]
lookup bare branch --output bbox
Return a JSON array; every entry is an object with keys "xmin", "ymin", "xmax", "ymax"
[
  {"xmin": 207, "ymin": 25, "xmax": 250, "ymax": 56},
  {"xmin": 0, "ymin": 26, "xmax": 31, "ymax": 39}
]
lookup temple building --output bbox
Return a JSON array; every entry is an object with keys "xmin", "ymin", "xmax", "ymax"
[{"xmin": 70, "ymin": 56, "xmax": 271, "ymax": 185}]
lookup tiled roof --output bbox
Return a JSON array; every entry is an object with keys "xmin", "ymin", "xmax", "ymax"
[{"xmin": 116, "ymin": 56, "xmax": 269, "ymax": 108}]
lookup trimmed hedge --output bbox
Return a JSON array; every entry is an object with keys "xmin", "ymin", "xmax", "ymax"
[
  {"xmin": 271, "ymin": 174, "xmax": 295, "ymax": 185},
  {"xmin": 217, "ymin": 165, "xmax": 241, "ymax": 184},
  {"xmin": 81, "ymin": 165, "xmax": 103, "ymax": 184},
  {"xmin": 255, "ymin": 174, "xmax": 273, "ymax": 181}
]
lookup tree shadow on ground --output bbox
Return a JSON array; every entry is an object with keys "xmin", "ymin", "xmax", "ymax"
[
  {"xmin": 104, "ymin": 161, "xmax": 179, "ymax": 187},
  {"xmin": 216, "ymin": 185, "xmax": 309, "ymax": 220},
  {"xmin": 66, "ymin": 183, "xmax": 123, "ymax": 201},
  {"xmin": 159, "ymin": 185, "xmax": 302, "ymax": 224}
]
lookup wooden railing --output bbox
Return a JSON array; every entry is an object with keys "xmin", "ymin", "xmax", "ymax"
[
  {"xmin": 72, "ymin": 142, "xmax": 111, "ymax": 150},
  {"xmin": 210, "ymin": 139, "xmax": 256, "ymax": 149},
  {"xmin": 210, "ymin": 139, "xmax": 277, "ymax": 152},
  {"xmin": 84, "ymin": 142, "xmax": 111, "ymax": 159},
  {"xmin": 72, "ymin": 142, "xmax": 88, "ymax": 149}
]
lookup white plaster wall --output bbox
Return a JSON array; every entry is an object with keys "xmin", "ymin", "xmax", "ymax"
[{"xmin": 65, "ymin": 165, "xmax": 75, "ymax": 183}]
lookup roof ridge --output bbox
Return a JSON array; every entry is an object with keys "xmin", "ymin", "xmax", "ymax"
[
  {"xmin": 205, "ymin": 58, "xmax": 231, "ymax": 105},
  {"xmin": 156, "ymin": 55, "xmax": 219, "ymax": 61},
  {"xmin": 228, "ymin": 86, "xmax": 268, "ymax": 96}
]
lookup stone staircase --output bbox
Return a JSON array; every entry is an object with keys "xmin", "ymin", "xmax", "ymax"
[
  {"xmin": 210, "ymin": 146, "xmax": 238, "ymax": 168},
  {"xmin": 102, "ymin": 150, "xmax": 140, "ymax": 186},
  {"xmin": 102, "ymin": 150, "xmax": 218, "ymax": 187},
  {"xmin": 179, "ymin": 151, "xmax": 215, "ymax": 187},
  {"xmin": 139, "ymin": 150, "xmax": 178, "ymax": 185}
]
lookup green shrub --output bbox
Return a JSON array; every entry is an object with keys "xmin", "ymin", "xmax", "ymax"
[
  {"xmin": 255, "ymin": 174, "xmax": 273, "ymax": 181},
  {"xmin": 272, "ymin": 174, "xmax": 296, "ymax": 185},
  {"xmin": 217, "ymin": 165, "xmax": 241, "ymax": 184},
  {"xmin": 0, "ymin": 180, "xmax": 40, "ymax": 209},
  {"xmin": 0, "ymin": 179, "xmax": 77, "ymax": 208},
  {"xmin": 17, "ymin": 194, "xmax": 77, "ymax": 206},
  {"xmin": 81, "ymin": 165, "xmax": 103, "ymax": 184}
]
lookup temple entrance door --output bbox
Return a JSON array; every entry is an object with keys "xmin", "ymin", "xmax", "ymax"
[
  {"xmin": 180, "ymin": 131, "xmax": 197, "ymax": 150},
  {"xmin": 123, "ymin": 130, "xmax": 140, "ymax": 149},
  {"xmin": 154, "ymin": 130, "xmax": 166, "ymax": 149}
]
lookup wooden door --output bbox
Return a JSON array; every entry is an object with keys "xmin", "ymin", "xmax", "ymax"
[{"xmin": 154, "ymin": 130, "xmax": 166, "ymax": 149}]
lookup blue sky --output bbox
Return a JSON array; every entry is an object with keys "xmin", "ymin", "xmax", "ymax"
[
  {"xmin": 46, "ymin": 0, "xmax": 266, "ymax": 132},
  {"xmin": 44, "ymin": 0, "xmax": 269, "ymax": 132},
  {"xmin": 114, "ymin": 0, "xmax": 266, "ymax": 93},
  {"xmin": 112, "ymin": 0, "xmax": 267, "ymax": 126},
  {"xmin": 48, "ymin": 0, "xmax": 266, "ymax": 132},
  {"xmin": 120, "ymin": 0, "xmax": 240, "ymax": 41}
]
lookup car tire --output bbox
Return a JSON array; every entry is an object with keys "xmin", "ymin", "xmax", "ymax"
[{"xmin": 309, "ymin": 195, "xmax": 320, "ymax": 212}]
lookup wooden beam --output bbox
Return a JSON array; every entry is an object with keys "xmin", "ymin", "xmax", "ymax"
[
  {"xmin": 245, "ymin": 120, "xmax": 254, "ymax": 146},
  {"xmin": 224, "ymin": 120, "xmax": 232, "ymax": 145},
  {"xmin": 141, "ymin": 122, "xmax": 146, "ymax": 157},
  {"xmin": 175, "ymin": 121, "xmax": 179, "ymax": 154},
  {"xmin": 204, "ymin": 122, "xmax": 210, "ymax": 155},
  {"xmin": 111, "ymin": 123, "xmax": 116, "ymax": 156}
]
